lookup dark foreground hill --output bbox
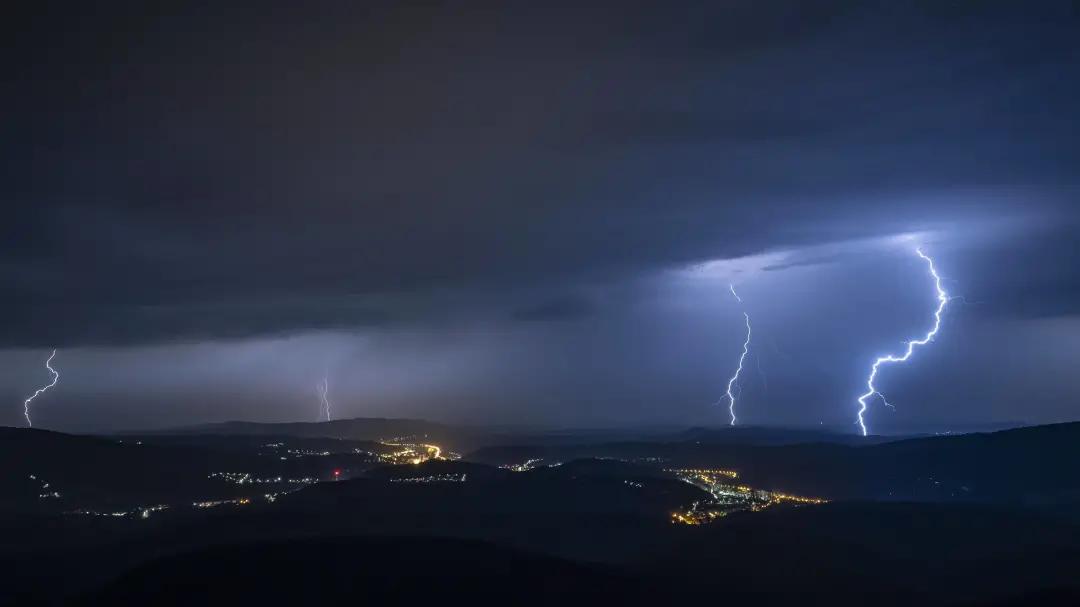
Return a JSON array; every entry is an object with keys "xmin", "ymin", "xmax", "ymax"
[
  {"xmin": 3, "ymin": 501, "xmax": 1079, "ymax": 605},
  {"xmin": 33, "ymin": 502, "xmax": 1080, "ymax": 607},
  {"xmin": 650, "ymin": 502, "xmax": 1080, "ymax": 606},
  {"xmin": 75, "ymin": 536, "xmax": 639, "ymax": 607}
]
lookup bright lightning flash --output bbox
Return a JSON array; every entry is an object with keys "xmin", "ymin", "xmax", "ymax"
[
  {"xmin": 317, "ymin": 376, "xmax": 332, "ymax": 422},
  {"xmin": 23, "ymin": 349, "xmax": 59, "ymax": 427},
  {"xmin": 856, "ymin": 248, "xmax": 950, "ymax": 436},
  {"xmin": 723, "ymin": 285, "xmax": 751, "ymax": 426}
]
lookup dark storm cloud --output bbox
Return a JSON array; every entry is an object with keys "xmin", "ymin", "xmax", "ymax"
[
  {"xmin": 512, "ymin": 295, "xmax": 595, "ymax": 323},
  {"xmin": 0, "ymin": 298, "xmax": 397, "ymax": 348},
  {"xmin": 576, "ymin": 109, "xmax": 836, "ymax": 146},
  {"xmin": 949, "ymin": 225, "xmax": 1080, "ymax": 319},
  {"xmin": 3, "ymin": 1, "xmax": 1079, "ymax": 346}
]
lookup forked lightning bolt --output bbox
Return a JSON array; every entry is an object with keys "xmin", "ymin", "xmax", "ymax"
[
  {"xmin": 23, "ymin": 349, "xmax": 59, "ymax": 427},
  {"xmin": 723, "ymin": 285, "xmax": 751, "ymax": 426},
  {"xmin": 856, "ymin": 248, "xmax": 951, "ymax": 436},
  {"xmin": 317, "ymin": 376, "xmax": 332, "ymax": 422}
]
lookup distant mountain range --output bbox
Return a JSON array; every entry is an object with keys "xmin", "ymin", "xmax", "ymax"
[
  {"xmin": 164, "ymin": 417, "xmax": 456, "ymax": 442},
  {"xmin": 156, "ymin": 417, "xmax": 936, "ymax": 450}
]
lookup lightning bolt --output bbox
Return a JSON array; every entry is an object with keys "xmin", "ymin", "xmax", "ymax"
[
  {"xmin": 23, "ymin": 349, "xmax": 59, "ymax": 427},
  {"xmin": 729, "ymin": 284, "xmax": 742, "ymax": 303},
  {"xmin": 856, "ymin": 248, "xmax": 951, "ymax": 436},
  {"xmin": 317, "ymin": 376, "xmax": 332, "ymax": 422},
  {"xmin": 723, "ymin": 285, "xmax": 751, "ymax": 426}
]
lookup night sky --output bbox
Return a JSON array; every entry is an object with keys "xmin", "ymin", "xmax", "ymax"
[{"xmin": 4, "ymin": 2, "xmax": 1079, "ymax": 433}]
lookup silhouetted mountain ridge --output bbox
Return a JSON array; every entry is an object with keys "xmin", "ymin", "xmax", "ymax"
[{"xmin": 469, "ymin": 422, "xmax": 1080, "ymax": 504}]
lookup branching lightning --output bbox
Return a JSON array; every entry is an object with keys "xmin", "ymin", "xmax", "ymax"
[
  {"xmin": 856, "ymin": 248, "xmax": 951, "ymax": 436},
  {"xmin": 723, "ymin": 285, "xmax": 752, "ymax": 426},
  {"xmin": 23, "ymin": 349, "xmax": 59, "ymax": 427},
  {"xmin": 317, "ymin": 376, "xmax": 332, "ymax": 422}
]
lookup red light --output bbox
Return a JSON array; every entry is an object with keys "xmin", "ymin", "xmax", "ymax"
[{"xmin": 333, "ymin": 469, "xmax": 341, "ymax": 477}]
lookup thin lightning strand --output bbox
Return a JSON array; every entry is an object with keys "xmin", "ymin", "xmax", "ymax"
[
  {"xmin": 727, "ymin": 313, "xmax": 751, "ymax": 425},
  {"xmin": 856, "ymin": 248, "xmax": 950, "ymax": 436},
  {"xmin": 23, "ymin": 349, "xmax": 59, "ymax": 427},
  {"xmin": 723, "ymin": 285, "xmax": 751, "ymax": 426},
  {"xmin": 317, "ymin": 376, "xmax": 332, "ymax": 422}
]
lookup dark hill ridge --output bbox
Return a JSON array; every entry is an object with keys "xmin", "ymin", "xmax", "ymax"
[
  {"xmin": 264, "ymin": 457, "xmax": 709, "ymax": 563},
  {"xmin": 76, "ymin": 536, "xmax": 641, "ymax": 606},
  {"xmin": 281, "ymin": 458, "xmax": 707, "ymax": 518},
  {"xmin": 355, "ymin": 457, "xmax": 685, "ymax": 488},
  {"xmin": 468, "ymin": 422, "xmax": 1080, "ymax": 504},
  {"xmin": 35, "ymin": 503, "xmax": 1080, "ymax": 607},
  {"xmin": 647, "ymin": 501, "xmax": 1080, "ymax": 606},
  {"xmin": 362, "ymin": 458, "xmax": 510, "ymax": 481},
  {"xmin": 162, "ymin": 418, "xmax": 894, "ymax": 452},
  {"xmin": 0, "ymin": 427, "xmax": 264, "ymax": 513},
  {"xmin": 523, "ymin": 457, "xmax": 675, "ymax": 481},
  {"xmin": 675, "ymin": 425, "xmax": 903, "ymax": 446},
  {"xmin": 159, "ymin": 416, "xmax": 531, "ymax": 452},
  {"xmin": 0, "ymin": 427, "xmax": 380, "ymax": 514},
  {"xmin": 731, "ymin": 421, "xmax": 1080, "ymax": 503}
]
